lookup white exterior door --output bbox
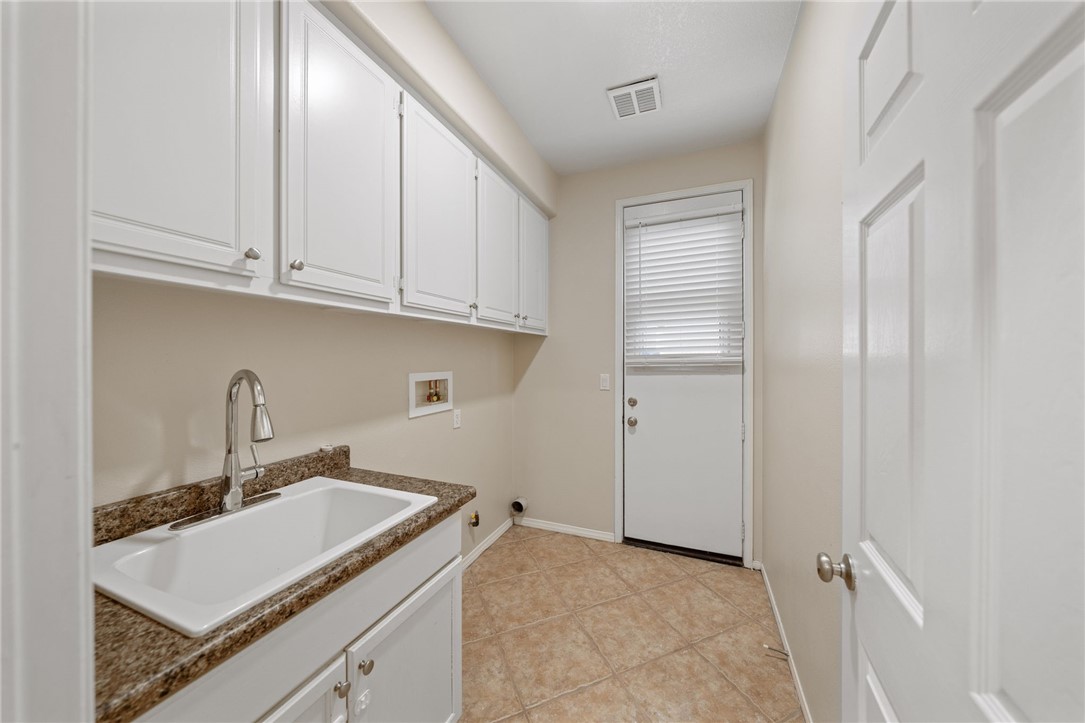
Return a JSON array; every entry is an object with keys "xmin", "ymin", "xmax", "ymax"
[
  {"xmin": 841, "ymin": 2, "xmax": 1083, "ymax": 720},
  {"xmin": 622, "ymin": 189, "xmax": 747, "ymax": 558}
]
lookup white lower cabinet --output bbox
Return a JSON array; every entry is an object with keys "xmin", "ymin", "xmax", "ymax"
[
  {"xmin": 345, "ymin": 561, "xmax": 461, "ymax": 723},
  {"xmin": 263, "ymin": 560, "xmax": 460, "ymax": 723},
  {"xmin": 261, "ymin": 657, "xmax": 349, "ymax": 723},
  {"xmin": 142, "ymin": 516, "xmax": 462, "ymax": 723}
]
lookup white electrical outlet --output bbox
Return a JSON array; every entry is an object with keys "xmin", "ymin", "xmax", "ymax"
[
  {"xmin": 453, "ymin": 408, "xmax": 462, "ymax": 429},
  {"xmin": 599, "ymin": 373, "xmax": 611, "ymax": 391}
]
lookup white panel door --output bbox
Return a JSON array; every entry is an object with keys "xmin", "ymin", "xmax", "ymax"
[
  {"xmin": 403, "ymin": 96, "xmax": 477, "ymax": 317},
  {"xmin": 519, "ymin": 198, "xmax": 549, "ymax": 333},
  {"xmin": 281, "ymin": 1, "xmax": 400, "ymax": 302},
  {"xmin": 624, "ymin": 373, "xmax": 743, "ymax": 556},
  {"xmin": 90, "ymin": 1, "xmax": 273, "ymax": 277},
  {"xmin": 476, "ymin": 162, "xmax": 519, "ymax": 325},
  {"xmin": 841, "ymin": 2, "xmax": 1083, "ymax": 720},
  {"xmin": 345, "ymin": 560, "xmax": 461, "ymax": 723}
]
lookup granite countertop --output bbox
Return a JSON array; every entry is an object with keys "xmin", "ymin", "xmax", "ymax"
[{"xmin": 93, "ymin": 447, "xmax": 475, "ymax": 723}]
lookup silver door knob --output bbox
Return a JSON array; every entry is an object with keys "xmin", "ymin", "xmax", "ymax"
[
  {"xmin": 289, "ymin": 259, "xmax": 305, "ymax": 271},
  {"xmin": 334, "ymin": 680, "xmax": 352, "ymax": 699},
  {"xmin": 522, "ymin": 315, "xmax": 529, "ymax": 322},
  {"xmin": 816, "ymin": 552, "xmax": 856, "ymax": 590},
  {"xmin": 628, "ymin": 397, "xmax": 638, "ymax": 408},
  {"xmin": 627, "ymin": 416, "xmax": 637, "ymax": 428},
  {"xmin": 358, "ymin": 659, "xmax": 374, "ymax": 676},
  {"xmin": 244, "ymin": 247, "xmax": 262, "ymax": 260}
]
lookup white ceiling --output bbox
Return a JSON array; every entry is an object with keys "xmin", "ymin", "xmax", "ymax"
[{"xmin": 427, "ymin": 1, "xmax": 801, "ymax": 176}]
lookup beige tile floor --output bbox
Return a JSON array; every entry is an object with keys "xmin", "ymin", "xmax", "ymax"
[{"xmin": 462, "ymin": 525, "xmax": 803, "ymax": 723}]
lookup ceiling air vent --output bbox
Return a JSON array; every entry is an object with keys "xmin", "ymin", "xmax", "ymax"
[{"xmin": 607, "ymin": 77, "xmax": 661, "ymax": 120}]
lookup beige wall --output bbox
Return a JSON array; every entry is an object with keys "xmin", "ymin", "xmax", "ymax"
[
  {"xmin": 760, "ymin": 3, "xmax": 858, "ymax": 720},
  {"xmin": 93, "ymin": 276, "xmax": 517, "ymax": 555},
  {"xmin": 513, "ymin": 139, "xmax": 764, "ymax": 551},
  {"xmin": 326, "ymin": 1, "xmax": 559, "ymax": 216}
]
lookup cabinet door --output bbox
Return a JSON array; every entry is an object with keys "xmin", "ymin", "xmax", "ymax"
[
  {"xmin": 403, "ymin": 96, "xmax": 477, "ymax": 316},
  {"xmin": 346, "ymin": 559, "xmax": 462, "ymax": 723},
  {"xmin": 90, "ymin": 1, "xmax": 273, "ymax": 277},
  {"xmin": 281, "ymin": 1, "xmax": 400, "ymax": 302},
  {"xmin": 260, "ymin": 655, "xmax": 349, "ymax": 723},
  {"xmin": 519, "ymin": 199, "xmax": 549, "ymax": 332},
  {"xmin": 476, "ymin": 163, "xmax": 520, "ymax": 325}
]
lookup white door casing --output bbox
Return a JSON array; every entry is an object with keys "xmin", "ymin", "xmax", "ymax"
[{"xmin": 841, "ymin": 2, "xmax": 1083, "ymax": 720}]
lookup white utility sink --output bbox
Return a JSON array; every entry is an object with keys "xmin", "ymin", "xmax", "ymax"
[{"xmin": 93, "ymin": 476, "xmax": 437, "ymax": 637}]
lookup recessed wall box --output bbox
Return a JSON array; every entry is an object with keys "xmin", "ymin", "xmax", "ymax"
[{"xmin": 408, "ymin": 371, "xmax": 453, "ymax": 418}]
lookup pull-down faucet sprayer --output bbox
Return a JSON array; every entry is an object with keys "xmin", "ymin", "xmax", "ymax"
[{"xmin": 222, "ymin": 369, "xmax": 275, "ymax": 512}]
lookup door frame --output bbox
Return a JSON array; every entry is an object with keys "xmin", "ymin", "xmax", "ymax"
[
  {"xmin": 612, "ymin": 179, "xmax": 755, "ymax": 566},
  {"xmin": 1, "ymin": 2, "xmax": 95, "ymax": 719}
]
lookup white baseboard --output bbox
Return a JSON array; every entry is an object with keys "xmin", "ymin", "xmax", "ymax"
[
  {"xmin": 463, "ymin": 518, "xmax": 513, "ymax": 568},
  {"xmin": 761, "ymin": 564, "xmax": 811, "ymax": 723},
  {"xmin": 514, "ymin": 516, "xmax": 615, "ymax": 542}
]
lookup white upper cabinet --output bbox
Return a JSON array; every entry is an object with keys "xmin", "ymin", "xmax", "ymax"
[
  {"xmin": 475, "ymin": 163, "xmax": 520, "ymax": 326},
  {"xmin": 281, "ymin": 1, "xmax": 400, "ymax": 302},
  {"xmin": 90, "ymin": 1, "xmax": 273, "ymax": 278},
  {"xmin": 402, "ymin": 95, "xmax": 477, "ymax": 317},
  {"xmin": 519, "ymin": 199, "xmax": 549, "ymax": 332}
]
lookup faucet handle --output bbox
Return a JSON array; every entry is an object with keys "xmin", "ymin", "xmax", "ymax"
[{"xmin": 249, "ymin": 444, "xmax": 267, "ymax": 480}]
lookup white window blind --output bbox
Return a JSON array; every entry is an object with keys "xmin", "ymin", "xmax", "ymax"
[{"xmin": 624, "ymin": 193, "xmax": 744, "ymax": 371}]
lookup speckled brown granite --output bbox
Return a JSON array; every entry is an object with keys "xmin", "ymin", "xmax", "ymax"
[
  {"xmin": 93, "ymin": 448, "xmax": 475, "ymax": 723},
  {"xmin": 93, "ymin": 446, "xmax": 352, "ymax": 545}
]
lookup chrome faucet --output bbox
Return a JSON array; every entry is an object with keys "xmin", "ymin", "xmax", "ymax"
[{"xmin": 222, "ymin": 369, "xmax": 274, "ymax": 512}]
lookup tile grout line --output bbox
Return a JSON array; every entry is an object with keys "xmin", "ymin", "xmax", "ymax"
[{"xmin": 690, "ymin": 640, "xmax": 781, "ymax": 723}]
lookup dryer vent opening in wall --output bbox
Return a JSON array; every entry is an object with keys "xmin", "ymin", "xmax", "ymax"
[{"xmin": 607, "ymin": 77, "xmax": 661, "ymax": 120}]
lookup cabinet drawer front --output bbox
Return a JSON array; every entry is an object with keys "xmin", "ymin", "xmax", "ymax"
[
  {"xmin": 90, "ymin": 1, "xmax": 272, "ymax": 277},
  {"xmin": 346, "ymin": 559, "xmax": 462, "ymax": 723},
  {"xmin": 281, "ymin": 1, "xmax": 400, "ymax": 302}
]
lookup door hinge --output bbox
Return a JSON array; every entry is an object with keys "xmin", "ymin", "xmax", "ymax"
[
  {"xmin": 396, "ymin": 276, "xmax": 405, "ymax": 291},
  {"xmin": 742, "ymin": 522, "xmax": 746, "ymax": 542},
  {"xmin": 741, "ymin": 423, "xmax": 746, "ymax": 441},
  {"xmin": 397, "ymin": 91, "xmax": 405, "ymax": 117}
]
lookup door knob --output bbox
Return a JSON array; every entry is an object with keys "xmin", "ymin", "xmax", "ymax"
[
  {"xmin": 358, "ymin": 658, "xmax": 374, "ymax": 676},
  {"xmin": 627, "ymin": 416, "xmax": 637, "ymax": 428},
  {"xmin": 334, "ymin": 680, "xmax": 352, "ymax": 699},
  {"xmin": 627, "ymin": 397, "xmax": 638, "ymax": 408},
  {"xmin": 816, "ymin": 552, "xmax": 856, "ymax": 590},
  {"xmin": 244, "ymin": 247, "xmax": 262, "ymax": 260},
  {"xmin": 289, "ymin": 259, "xmax": 305, "ymax": 271}
]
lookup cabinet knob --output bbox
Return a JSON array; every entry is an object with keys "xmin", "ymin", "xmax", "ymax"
[
  {"xmin": 522, "ymin": 315, "xmax": 529, "ymax": 323},
  {"xmin": 358, "ymin": 658, "xmax": 375, "ymax": 676},
  {"xmin": 244, "ymin": 247, "xmax": 262, "ymax": 260},
  {"xmin": 469, "ymin": 302, "xmax": 478, "ymax": 310},
  {"xmin": 289, "ymin": 259, "xmax": 305, "ymax": 271},
  {"xmin": 334, "ymin": 680, "xmax": 352, "ymax": 699}
]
